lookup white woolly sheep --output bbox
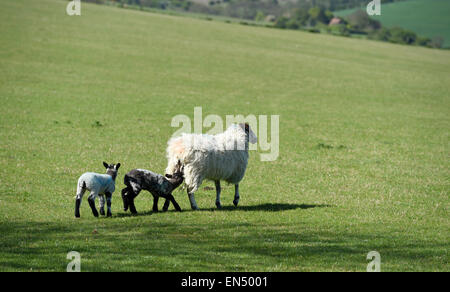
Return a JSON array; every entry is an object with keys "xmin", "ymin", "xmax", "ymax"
[
  {"xmin": 165, "ymin": 123, "xmax": 257, "ymax": 210},
  {"xmin": 120, "ymin": 160, "xmax": 184, "ymax": 214},
  {"xmin": 75, "ymin": 162, "xmax": 121, "ymax": 218}
]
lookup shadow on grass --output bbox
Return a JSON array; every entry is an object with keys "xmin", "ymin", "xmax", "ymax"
[
  {"xmin": 114, "ymin": 210, "xmax": 155, "ymax": 218},
  {"xmin": 0, "ymin": 218, "xmax": 447, "ymax": 271},
  {"xmin": 198, "ymin": 203, "xmax": 332, "ymax": 212},
  {"xmin": 112, "ymin": 203, "xmax": 332, "ymax": 216},
  {"xmin": 113, "ymin": 203, "xmax": 333, "ymax": 218}
]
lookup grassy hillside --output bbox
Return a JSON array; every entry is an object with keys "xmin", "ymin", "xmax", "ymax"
[
  {"xmin": 0, "ymin": 0, "xmax": 449, "ymax": 271},
  {"xmin": 335, "ymin": 0, "xmax": 450, "ymax": 48}
]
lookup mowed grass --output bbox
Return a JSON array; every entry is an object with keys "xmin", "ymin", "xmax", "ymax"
[
  {"xmin": 0, "ymin": 0, "xmax": 449, "ymax": 271},
  {"xmin": 335, "ymin": 0, "xmax": 450, "ymax": 48}
]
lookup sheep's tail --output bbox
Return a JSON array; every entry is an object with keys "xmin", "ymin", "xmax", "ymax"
[
  {"xmin": 165, "ymin": 136, "xmax": 186, "ymax": 175},
  {"xmin": 74, "ymin": 180, "xmax": 86, "ymax": 199}
]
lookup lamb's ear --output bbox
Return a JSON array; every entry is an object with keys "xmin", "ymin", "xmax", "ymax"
[
  {"xmin": 115, "ymin": 163, "xmax": 121, "ymax": 170},
  {"xmin": 103, "ymin": 162, "xmax": 109, "ymax": 168},
  {"xmin": 165, "ymin": 174, "xmax": 173, "ymax": 178}
]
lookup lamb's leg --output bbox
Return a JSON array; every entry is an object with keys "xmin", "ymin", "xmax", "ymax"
[
  {"xmin": 167, "ymin": 193, "xmax": 182, "ymax": 212},
  {"xmin": 75, "ymin": 187, "xmax": 86, "ymax": 218},
  {"xmin": 233, "ymin": 184, "xmax": 240, "ymax": 207},
  {"xmin": 187, "ymin": 187, "xmax": 198, "ymax": 210},
  {"xmin": 152, "ymin": 194, "xmax": 159, "ymax": 212},
  {"xmin": 162, "ymin": 198, "xmax": 170, "ymax": 212},
  {"xmin": 75, "ymin": 198, "xmax": 81, "ymax": 218},
  {"xmin": 105, "ymin": 192, "xmax": 112, "ymax": 217},
  {"xmin": 99, "ymin": 194, "xmax": 105, "ymax": 216},
  {"xmin": 215, "ymin": 180, "xmax": 222, "ymax": 209},
  {"xmin": 128, "ymin": 190, "xmax": 139, "ymax": 214},
  {"xmin": 88, "ymin": 192, "xmax": 99, "ymax": 217},
  {"xmin": 129, "ymin": 198, "xmax": 137, "ymax": 214},
  {"xmin": 121, "ymin": 187, "xmax": 130, "ymax": 211}
]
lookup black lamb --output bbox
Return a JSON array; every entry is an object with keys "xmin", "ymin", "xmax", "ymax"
[{"xmin": 121, "ymin": 161, "xmax": 184, "ymax": 214}]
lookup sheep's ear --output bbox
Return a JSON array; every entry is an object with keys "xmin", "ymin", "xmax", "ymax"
[
  {"xmin": 165, "ymin": 174, "xmax": 173, "ymax": 178},
  {"xmin": 115, "ymin": 163, "xmax": 121, "ymax": 170},
  {"xmin": 103, "ymin": 162, "xmax": 109, "ymax": 168},
  {"xmin": 239, "ymin": 123, "xmax": 249, "ymax": 131}
]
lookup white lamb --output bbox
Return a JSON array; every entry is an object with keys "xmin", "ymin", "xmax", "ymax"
[
  {"xmin": 165, "ymin": 123, "xmax": 257, "ymax": 210},
  {"xmin": 75, "ymin": 162, "xmax": 121, "ymax": 218}
]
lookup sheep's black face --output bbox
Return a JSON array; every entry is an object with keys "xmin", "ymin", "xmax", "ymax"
[
  {"xmin": 165, "ymin": 172, "xmax": 184, "ymax": 183},
  {"xmin": 239, "ymin": 123, "xmax": 257, "ymax": 144},
  {"xmin": 103, "ymin": 162, "xmax": 121, "ymax": 180},
  {"xmin": 165, "ymin": 162, "xmax": 184, "ymax": 188},
  {"xmin": 121, "ymin": 189, "xmax": 137, "ymax": 212},
  {"xmin": 172, "ymin": 171, "xmax": 184, "ymax": 184}
]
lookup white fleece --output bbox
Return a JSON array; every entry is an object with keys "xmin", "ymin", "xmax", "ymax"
[
  {"xmin": 165, "ymin": 124, "xmax": 257, "ymax": 193},
  {"xmin": 76, "ymin": 172, "xmax": 115, "ymax": 198}
]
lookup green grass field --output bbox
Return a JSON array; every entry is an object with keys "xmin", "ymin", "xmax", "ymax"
[
  {"xmin": 0, "ymin": 0, "xmax": 449, "ymax": 271},
  {"xmin": 335, "ymin": 0, "xmax": 450, "ymax": 48}
]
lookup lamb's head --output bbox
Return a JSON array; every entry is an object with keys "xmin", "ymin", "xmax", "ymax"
[
  {"xmin": 103, "ymin": 161, "xmax": 121, "ymax": 181},
  {"xmin": 239, "ymin": 123, "xmax": 257, "ymax": 144},
  {"xmin": 164, "ymin": 160, "xmax": 184, "ymax": 189}
]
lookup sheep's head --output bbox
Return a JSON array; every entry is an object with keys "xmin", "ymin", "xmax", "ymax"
[
  {"xmin": 165, "ymin": 160, "xmax": 184, "ymax": 188},
  {"xmin": 239, "ymin": 123, "xmax": 257, "ymax": 144},
  {"xmin": 103, "ymin": 162, "xmax": 121, "ymax": 180},
  {"xmin": 121, "ymin": 186, "xmax": 135, "ymax": 212}
]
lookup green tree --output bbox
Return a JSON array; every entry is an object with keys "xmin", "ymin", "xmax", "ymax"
[
  {"xmin": 254, "ymin": 11, "xmax": 265, "ymax": 22},
  {"xmin": 346, "ymin": 9, "xmax": 380, "ymax": 32},
  {"xmin": 389, "ymin": 27, "xmax": 417, "ymax": 45},
  {"xmin": 307, "ymin": 7, "xmax": 331, "ymax": 25},
  {"xmin": 368, "ymin": 27, "xmax": 391, "ymax": 41},
  {"xmin": 274, "ymin": 16, "xmax": 289, "ymax": 29}
]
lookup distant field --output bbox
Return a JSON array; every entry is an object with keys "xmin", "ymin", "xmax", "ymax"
[
  {"xmin": 335, "ymin": 0, "xmax": 450, "ymax": 48},
  {"xmin": 0, "ymin": 0, "xmax": 449, "ymax": 271}
]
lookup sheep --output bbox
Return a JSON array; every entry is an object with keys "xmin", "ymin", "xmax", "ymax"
[
  {"xmin": 165, "ymin": 123, "xmax": 257, "ymax": 210},
  {"xmin": 75, "ymin": 162, "xmax": 121, "ymax": 218},
  {"xmin": 120, "ymin": 160, "xmax": 184, "ymax": 214}
]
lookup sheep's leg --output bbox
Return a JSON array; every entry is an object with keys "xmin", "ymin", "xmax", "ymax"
[
  {"xmin": 121, "ymin": 187, "xmax": 130, "ymax": 211},
  {"xmin": 187, "ymin": 187, "xmax": 198, "ymax": 210},
  {"xmin": 128, "ymin": 191, "xmax": 139, "ymax": 214},
  {"xmin": 152, "ymin": 194, "xmax": 159, "ymax": 212},
  {"xmin": 167, "ymin": 193, "xmax": 182, "ymax": 212},
  {"xmin": 99, "ymin": 194, "xmax": 105, "ymax": 216},
  {"xmin": 105, "ymin": 192, "xmax": 112, "ymax": 217},
  {"xmin": 233, "ymin": 184, "xmax": 240, "ymax": 207},
  {"xmin": 75, "ymin": 188, "xmax": 86, "ymax": 218},
  {"xmin": 129, "ymin": 199, "xmax": 137, "ymax": 214},
  {"xmin": 215, "ymin": 180, "xmax": 222, "ymax": 209},
  {"xmin": 75, "ymin": 198, "xmax": 81, "ymax": 218},
  {"xmin": 162, "ymin": 198, "xmax": 170, "ymax": 212},
  {"xmin": 88, "ymin": 192, "xmax": 99, "ymax": 217}
]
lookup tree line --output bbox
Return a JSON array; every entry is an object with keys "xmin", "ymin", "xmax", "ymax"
[
  {"xmin": 83, "ymin": 0, "xmax": 444, "ymax": 49},
  {"xmin": 274, "ymin": 7, "xmax": 444, "ymax": 48}
]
